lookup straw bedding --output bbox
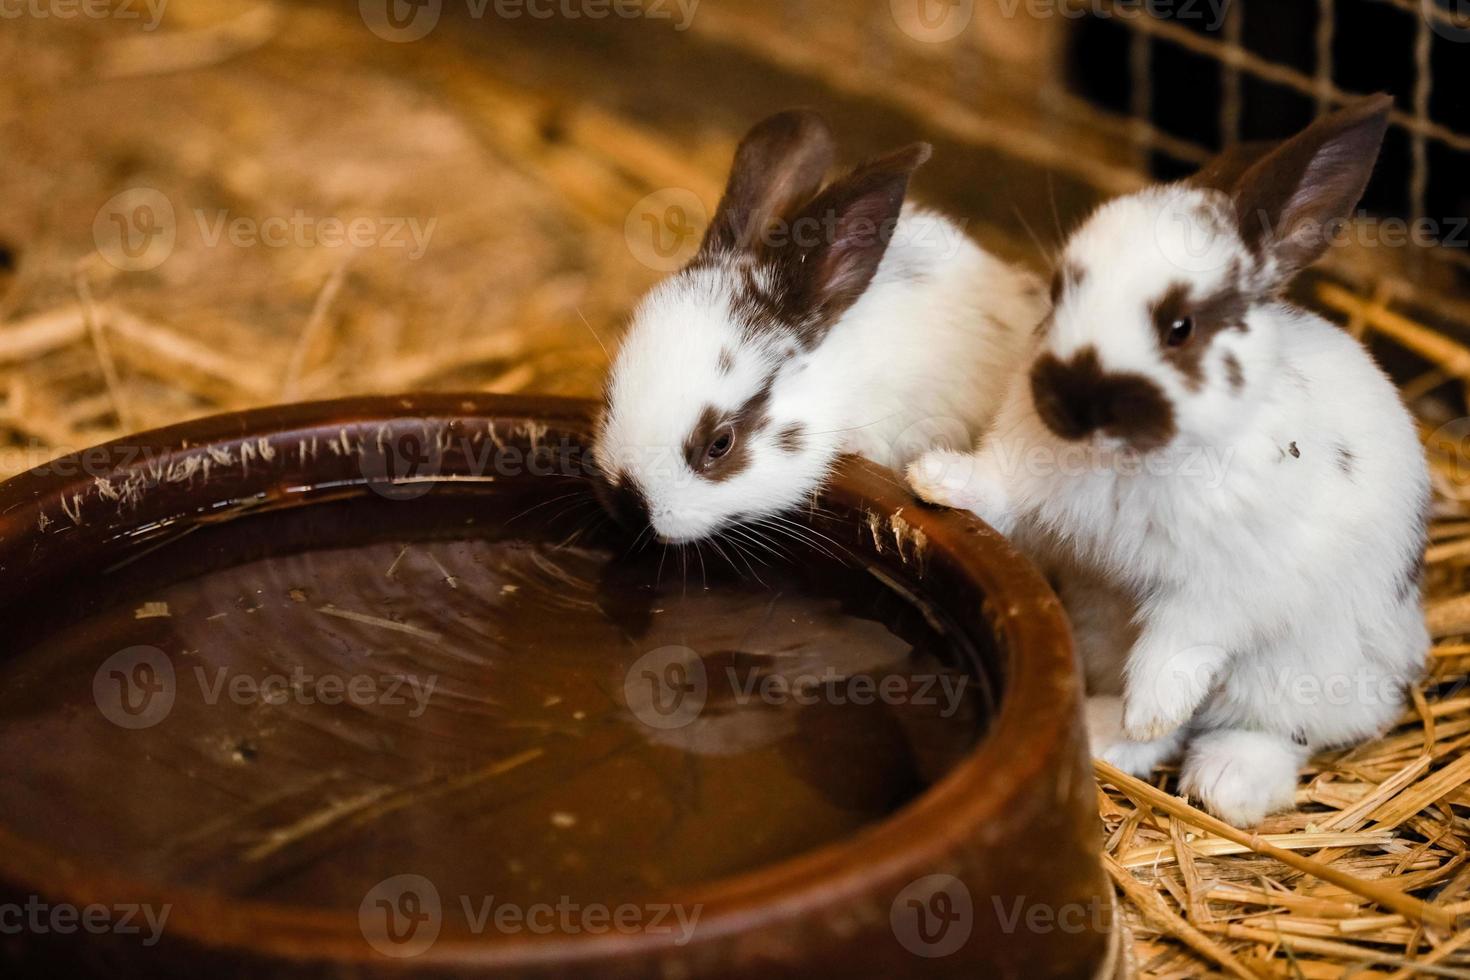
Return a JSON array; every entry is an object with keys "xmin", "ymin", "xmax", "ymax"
[{"xmin": 6, "ymin": 5, "xmax": 1470, "ymax": 976}]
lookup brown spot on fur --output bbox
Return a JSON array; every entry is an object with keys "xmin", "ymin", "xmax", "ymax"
[
  {"xmin": 1148, "ymin": 271, "xmax": 1249, "ymax": 390},
  {"xmin": 1288, "ymin": 442, "xmax": 1301, "ymax": 459},
  {"xmin": 730, "ymin": 263, "xmax": 796, "ymax": 341},
  {"xmin": 1030, "ymin": 347, "xmax": 1176, "ymax": 450},
  {"xmin": 777, "ymin": 423, "xmax": 805, "ymax": 453},
  {"xmin": 1223, "ymin": 352, "xmax": 1244, "ymax": 392},
  {"xmin": 682, "ymin": 379, "xmax": 774, "ymax": 482},
  {"xmin": 718, "ymin": 348, "xmax": 736, "ymax": 375},
  {"xmin": 1336, "ymin": 444, "xmax": 1355, "ymax": 475}
]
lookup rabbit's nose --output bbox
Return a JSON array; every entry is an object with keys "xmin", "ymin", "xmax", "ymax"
[{"xmin": 592, "ymin": 472, "xmax": 653, "ymax": 531}]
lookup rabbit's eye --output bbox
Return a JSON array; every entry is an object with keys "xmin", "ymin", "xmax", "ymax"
[
  {"xmin": 706, "ymin": 429, "xmax": 735, "ymax": 461},
  {"xmin": 1167, "ymin": 316, "xmax": 1194, "ymax": 347}
]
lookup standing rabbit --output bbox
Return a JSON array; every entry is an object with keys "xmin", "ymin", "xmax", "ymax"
[
  {"xmin": 908, "ymin": 96, "xmax": 1430, "ymax": 826},
  {"xmin": 593, "ymin": 110, "xmax": 1044, "ymax": 543}
]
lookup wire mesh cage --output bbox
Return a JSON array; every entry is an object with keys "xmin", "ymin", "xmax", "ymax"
[{"xmin": 683, "ymin": 0, "xmax": 1470, "ymax": 325}]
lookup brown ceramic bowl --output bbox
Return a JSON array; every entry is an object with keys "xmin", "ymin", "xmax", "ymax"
[{"xmin": 0, "ymin": 395, "xmax": 1114, "ymax": 978}]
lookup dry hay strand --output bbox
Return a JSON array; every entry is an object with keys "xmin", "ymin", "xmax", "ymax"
[{"xmin": 0, "ymin": 1, "xmax": 664, "ymax": 477}]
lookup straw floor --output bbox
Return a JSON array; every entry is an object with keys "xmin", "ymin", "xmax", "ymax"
[{"xmin": 6, "ymin": 5, "xmax": 1470, "ymax": 977}]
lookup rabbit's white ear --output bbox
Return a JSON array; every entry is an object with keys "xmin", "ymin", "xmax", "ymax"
[
  {"xmin": 1230, "ymin": 94, "xmax": 1391, "ymax": 281},
  {"xmin": 776, "ymin": 142, "xmax": 932, "ymax": 342},
  {"xmin": 698, "ymin": 110, "xmax": 835, "ymax": 259}
]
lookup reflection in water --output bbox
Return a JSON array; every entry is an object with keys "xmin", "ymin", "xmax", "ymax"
[{"xmin": 0, "ymin": 500, "xmax": 986, "ymax": 916}]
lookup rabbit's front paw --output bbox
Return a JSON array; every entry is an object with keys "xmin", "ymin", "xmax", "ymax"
[
  {"xmin": 1092, "ymin": 692, "xmax": 1188, "ymax": 777},
  {"xmin": 1122, "ymin": 688, "xmax": 1195, "ymax": 743},
  {"xmin": 1180, "ymin": 729, "xmax": 1305, "ymax": 827},
  {"xmin": 1123, "ymin": 640, "xmax": 1229, "ymax": 742},
  {"xmin": 906, "ymin": 450, "xmax": 1011, "ymax": 529},
  {"xmin": 1097, "ymin": 733, "xmax": 1185, "ymax": 780},
  {"xmin": 907, "ymin": 449, "xmax": 976, "ymax": 505}
]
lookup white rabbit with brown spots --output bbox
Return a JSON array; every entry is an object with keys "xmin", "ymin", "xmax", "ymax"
[
  {"xmin": 593, "ymin": 110, "xmax": 1044, "ymax": 543},
  {"xmin": 909, "ymin": 96, "xmax": 1430, "ymax": 827}
]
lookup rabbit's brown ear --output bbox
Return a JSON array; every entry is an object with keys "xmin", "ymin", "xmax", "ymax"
[
  {"xmin": 698, "ymin": 110, "xmax": 835, "ymax": 259},
  {"xmin": 1188, "ymin": 141, "xmax": 1278, "ymax": 193},
  {"xmin": 1228, "ymin": 94, "xmax": 1392, "ymax": 280},
  {"xmin": 774, "ymin": 142, "xmax": 932, "ymax": 346}
]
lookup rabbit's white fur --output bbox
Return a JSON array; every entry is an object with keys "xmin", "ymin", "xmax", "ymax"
[
  {"xmin": 910, "ymin": 99, "xmax": 1429, "ymax": 826},
  {"xmin": 596, "ymin": 116, "xmax": 1042, "ymax": 543}
]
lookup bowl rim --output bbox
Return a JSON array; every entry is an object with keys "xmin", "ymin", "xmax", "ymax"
[{"xmin": 0, "ymin": 393, "xmax": 1081, "ymax": 968}]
